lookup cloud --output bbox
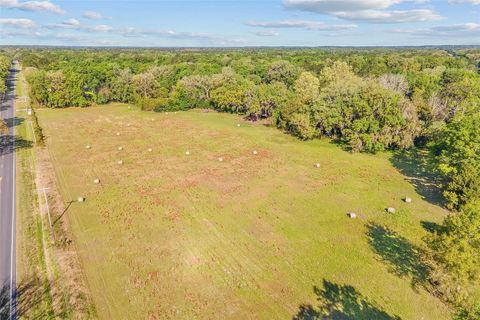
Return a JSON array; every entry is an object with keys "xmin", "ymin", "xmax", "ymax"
[
  {"xmin": 43, "ymin": 19, "xmax": 113, "ymax": 33},
  {"xmin": 393, "ymin": 23, "xmax": 480, "ymax": 37},
  {"xmin": 0, "ymin": 0, "xmax": 65, "ymax": 14},
  {"xmin": 448, "ymin": 0, "xmax": 480, "ymax": 4},
  {"xmin": 245, "ymin": 20, "xmax": 357, "ymax": 30},
  {"xmin": 336, "ymin": 9, "xmax": 441, "ymax": 23},
  {"xmin": 254, "ymin": 30, "xmax": 280, "ymax": 37},
  {"xmin": 117, "ymin": 27, "xmax": 245, "ymax": 45},
  {"xmin": 0, "ymin": 17, "xmax": 35, "ymax": 28},
  {"xmin": 283, "ymin": 0, "xmax": 442, "ymax": 23},
  {"xmin": 83, "ymin": 10, "xmax": 109, "ymax": 19}
]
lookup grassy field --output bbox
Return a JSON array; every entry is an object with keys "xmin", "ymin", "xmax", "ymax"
[{"xmin": 36, "ymin": 103, "xmax": 452, "ymax": 319}]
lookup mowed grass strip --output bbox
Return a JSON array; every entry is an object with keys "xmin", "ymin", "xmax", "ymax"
[{"xmin": 37, "ymin": 104, "xmax": 451, "ymax": 319}]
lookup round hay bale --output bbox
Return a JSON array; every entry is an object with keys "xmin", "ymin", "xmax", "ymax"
[
  {"xmin": 185, "ymin": 151, "xmax": 190, "ymax": 156},
  {"xmin": 151, "ymin": 118, "xmax": 155, "ymax": 121},
  {"xmin": 387, "ymin": 207, "xmax": 396, "ymax": 213},
  {"xmin": 85, "ymin": 145, "xmax": 91, "ymax": 149},
  {"xmin": 347, "ymin": 212, "xmax": 357, "ymax": 219},
  {"xmin": 237, "ymin": 123, "xmax": 241, "ymax": 127},
  {"xmin": 117, "ymin": 160, "xmax": 123, "ymax": 165},
  {"xmin": 314, "ymin": 163, "xmax": 321, "ymax": 168},
  {"xmin": 253, "ymin": 150, "xmax": 258, "ymax": 155},
  {"xmin": 127, "ymin": 123, "xmax": 131, "ymax": 127},
  {"xmin": 218, "ymin": 157, "xmax": 224, "ymax": 162},
  {"xmin": 118, "ymin": 146, "xmax": 123, "ymax": 151},
  {"xmin": 93, "ymin": 178, "xmax": 100, "ymax": 184},
  {"xmin": 404, "ymin": 197, "xmax": 412, "ymax": 203},
  {"xmin": 148, "ymin": 148, "xmax": 153, "ymax": 152},
  {"xmin": 77, "ymin": 196, "xmax": 85, "ymax": 203},
  {"xmin": 174, "ymin": 112, "xmax": 177, "ymax": 114},
  {"xmin": 116, "ymin": 132, "xmax": 121, "ymax": 136}
]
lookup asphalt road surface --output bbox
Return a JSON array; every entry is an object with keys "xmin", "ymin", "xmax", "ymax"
[{"xmin": 0, "ymin": 62, "xmax": 17, "ymax": 320}]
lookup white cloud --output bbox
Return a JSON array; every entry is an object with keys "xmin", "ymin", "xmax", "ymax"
[
  {"xmin": 0, "ymin": 0, "xmax": 65, "ymax": 14},
  {"xmin": 246, "ymin": 20, "xmax": 357, "ymax": 30},
  {"xmin": 448, "ymin": 0, "xmax": 480, "ymax": 4},
  {"xmin": 117, "ymin": 27, "xmax": 245, "ymax": 45},
  {"xmin": 83, "ymin": 10, "xmax": 109, "ymax": 19},
  {"xmin": 254, "ymin": 30, "xmax": 280, "ymax": 37},
  {"xmin": 44, "ymin": 20, "xmax": 113, "ymax": 33},
  {"xmin": 283, "ymin": 0, "xmax": 442, "ymax": 23},
  {"xmin": 336, "ymin": 9, "xmax": 441, "ymax": 23},
  {"xmin": 0, "ymin": 18, "xmax": 35, "ymax": 28},
  {"xmin": 393, "ymin": 23, "xmax": 480, "ymax": 37},
  {"xmin": 62, "ymin": 18, "xmax": 80, "ymax": 26}
]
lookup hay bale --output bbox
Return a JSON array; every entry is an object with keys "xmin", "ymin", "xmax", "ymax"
[
  {"xmin": 237, "ymin": 123, "xmax": 241, "ymax": 127},
  {"xmin": 93, "ymin": 178, "xmax": 100, "ymax": 184},
  {"xmin": 314, "ymin": 163, "xmax": 321, "ymax": 168},
  {"xmin": 77, "ymin": 196, "xmax": 85, "ymax": 202},
  {"xmin": 253, "ymin": 150, "xmax": 258, "ymax": 155},
  {"xmin": 347, "ymin": 212, "xmax": 357, "ymax": 219},
  {"xmin": 404, "ymin": 197, "xmax": 412, "ymax": 203},
  {"xmin": 127, "ymin": 123, "xmax": 131, "ymax": 127},
  {"xmin": 218, "ymin": 157, "xmax": 224, "ymax": 162},
  {"xmin": 387, "ymin": 207, "xmax": 396, "ymax": 213},
  {"xmin": 148, "ymin": 148, "xmax": 153, "ymax": 152},
  {"xmin": 85, "ymin": 145, "xmax": 91, "ymax": 149},
  {"xmin": 118, "ymin": 146, "xmax": 123, "ymax": 151},
  {"xmin": 128, "ymin": 106, "xmax": 131, "ymax": 109},
  {"xmin": 116, "ymin": 132, "xmax": 121, "ymax": 136},
  {"xmin": 151, "ymin": 118, "xmax": 155, "ymax": 121},
  {"xmin": 185, "ymin": 151, "xmax": 190, "ymax": 156},
  {"xmin": 117, "ymin": 160, "xmax": 123, "ymax": 165}
]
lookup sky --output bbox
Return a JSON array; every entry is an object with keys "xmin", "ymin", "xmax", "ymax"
[{"xmin": 0, "ymin": 0, "xmax": 479, "ymax": 47}]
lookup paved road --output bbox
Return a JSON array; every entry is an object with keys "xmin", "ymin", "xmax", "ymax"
[{"xmin": 0, "ymin": 62, "xmax": 17, "ymax": 319}]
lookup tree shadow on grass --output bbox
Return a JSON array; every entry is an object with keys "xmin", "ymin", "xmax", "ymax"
[
  {"xmin": 1, "ymin": 276, "xmax": 54, "ymax": 320},
  {"xmin": 0, "ymin": 135, "xmax": 33, "ymax": 156},
  {"xmin": 293, "ymin": 280, "xmax": 401, "ymax": 320},
  {"xmin": 366, "ymin": 223, "xmax": 430, "ymax": 290},
  {"xmin": 390, "ymin": 149, "xmax": 444, "ymax": 207}
]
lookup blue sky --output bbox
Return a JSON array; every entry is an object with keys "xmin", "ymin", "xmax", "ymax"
[{"xmin": 0, "ymin": 0, "xmax": 479, "ymax": 46}]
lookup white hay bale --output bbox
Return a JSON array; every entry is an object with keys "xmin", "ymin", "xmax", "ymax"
[
  {"xmin": 387, "ymin": 207, "xmax": 396, "ymax": 213},
  {"xmin": 314, "ymin": 163, "xmax": 321, "ymax": 168},
  {"xmin": 237, "ymin": 123, "xmax": 241, "ymax": 127},
  {"xmin": 85, "ymin": 145, "xmax": 91, "ymax": 149},
  {"xmin": 127, "ymin": 123, "xmax": 131, "ymax": 127},
  {"xmin": 93, "ymin": 178, "xmax": 100, "ymax": 184},
  {"xmin": 347, "ymin": 212, "xmax": 357, "ymax": 219},
  {"xmin": 117, "ymin": 160, "xmax": 123, "ymax": 165},
  {"xmin": 404, "ymin": 197, "xmax": 412, "ymax": 203},
  {"xmin": 148, "ymin": 148, "xmax": 153, "ymax": 152},
  {"xmin": 185, "ymin": 151, "xmax": 190, "ymax": 156},
  {"xmin": 116, "ymin": 132, "xmax": 121, "ymax": 136},
  {"xmin": 151, "ymin": 118, "xmax": 155, "ymax": 121},
  {"xmin": 253, "ymin": 150, "xmax": 258, "ymax": 155},
  {"xmin": 218, "ymin": 157, "xmax": 224, "ymax": 162},
  {"xmin": 77, "ymin": 196, "xmax": 85, "ymax": 203},
  {"xmin": 174, "ymin": 112, "xmax": 177, "ymax": 114},
  {"xmin": 117, "ymin": 146, "xmax": 123, "ymax": 151}
]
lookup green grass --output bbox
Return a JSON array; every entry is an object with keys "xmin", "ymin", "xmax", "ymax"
[{"xmin": 36, "ymin": 103, "xmax": 452, "ymax": 319}]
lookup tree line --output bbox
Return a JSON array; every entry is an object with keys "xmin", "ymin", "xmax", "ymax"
[{"xmin": 16, "ymin": 47, "xmax": 480, "ymax": 318}]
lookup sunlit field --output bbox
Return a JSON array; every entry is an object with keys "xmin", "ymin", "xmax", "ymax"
[{"xmin": 37, "ymin": 103, "xmax": 451, "ymax": 319}]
